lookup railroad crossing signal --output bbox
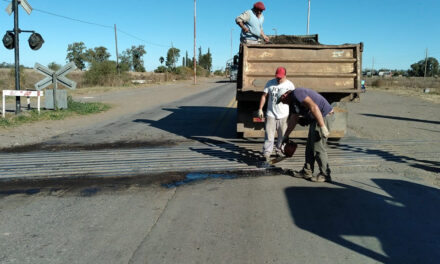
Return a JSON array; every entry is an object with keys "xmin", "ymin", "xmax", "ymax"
[
  {"xmin": 34, "ymin": 62, "xmax": 77, "ymax": 90},
  {"xmin": 34, "ymin": 62, "xmax": 77, "ymax": 110},
  {"xmin": 6, "ymin": 0, "xmax": 32, "ymax": 15}
]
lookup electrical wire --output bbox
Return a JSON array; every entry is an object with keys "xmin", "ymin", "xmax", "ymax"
[{"xmin": 1, "ymin": 0, "xmax": 171, "ymax": 48}]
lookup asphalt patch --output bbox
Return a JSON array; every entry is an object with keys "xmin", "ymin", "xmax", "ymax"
[{"xmin": 0, "ymin": 140, "xmax": 184, "ymax": 153}]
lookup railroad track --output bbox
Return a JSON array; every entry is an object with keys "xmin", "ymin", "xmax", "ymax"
[{"xmin": 0, "ymin": 138, "xmax": 438, "ymax": 181}]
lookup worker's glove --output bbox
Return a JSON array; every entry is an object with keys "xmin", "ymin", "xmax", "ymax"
[
  {"xmin": 320, "ymin": 125, "xmax": 330, "ymax": 138},
  {"xmin": 257, "ymin": 109, "xmax": 264, "ymax": 119}
]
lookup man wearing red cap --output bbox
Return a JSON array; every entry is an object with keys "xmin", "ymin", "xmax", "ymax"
[
  {"xmin": 235, "ymin": 2, "xmax": 270, "ymax": 44},
  {"xmin": 257, "ymin": 67, "xmax": 295, "ymax": 163}
]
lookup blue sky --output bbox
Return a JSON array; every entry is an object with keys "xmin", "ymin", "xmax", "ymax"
[{"xmin": 0, "ymin": 0, "xmax": 439, "ymax": 72}]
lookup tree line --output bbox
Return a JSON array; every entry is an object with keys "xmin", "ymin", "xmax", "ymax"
[
  {"xmin": 363, "ymin": 57, "xmax": 439, "ymax": 77},
  {"xmin": 155, "ymin": 46, "xmax": 212, "ymax": 75},
  {"xmin": 62, "ymin": 42, "xmax": 212, "ymax": 75}
]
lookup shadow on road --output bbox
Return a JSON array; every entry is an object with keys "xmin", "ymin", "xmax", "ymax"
[
  {"xmin": 330, "ymin": 142, "xmax": 440, "ymax": 173},
  {"xmin": 133, "ymin": 106, "xmax": 266, "ymax": 167},
  {"xmin": 285, "ymin": 179, "xmax": 440, "ymax": 263},
  {"xmin": 361, "ymin": 113, "xmax": 440, "ymax": 125},
  {"xmin": 134, "ymin": 106, "xmax": 236, "ymax": 138}
]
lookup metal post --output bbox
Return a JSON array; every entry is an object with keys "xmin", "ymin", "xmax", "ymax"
[
  {"xmin": 424, "ymin": 48, "xmax": 428, "ymax": 78},
  {"xmin": 230, "ymin": 28, "xmax": 233, "ymax": 60},
  {"xmin": 193, "ymin": 0, "xmax": 197, "ymax": 85},
  {"xmin": 307, "ymin": 0, "xmax": 311, "ymax": 35},
  {"xmin": 171, "ymin": 42, "xmax": 175, "ymax": 68},
  {"xmin": 114, "ymin": 24, "xmax": 119, "ymax": 74},
  {"xmin": 13, "ymin": 0, "xmax": 20, "ymax": 114},
  {"xmin": 53, "ymin": 74, "xmax": 58, "ymax": 110}
]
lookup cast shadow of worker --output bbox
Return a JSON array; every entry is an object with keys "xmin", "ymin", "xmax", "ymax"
[
  {"xmin": 285, "ymin": 179, "xmax": 440, "ymax": 263},
  {"xmin": 133, "ymin": 106, "xmax": 265, "ymax": 167}
]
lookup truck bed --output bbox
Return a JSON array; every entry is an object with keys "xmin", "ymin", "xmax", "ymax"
[{"xmin": 236, "ymin": 39, "xmax": 363, "ymax": 138}]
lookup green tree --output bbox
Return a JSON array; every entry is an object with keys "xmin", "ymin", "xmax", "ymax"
[
  {"xmin": 185, "ymin": 51, "xmax": 189, "ymax": 67},
  {"xmin": 199, "ymin": 48, "xmax": 212, "ymax": 72},
  {"xmin": 198, "ymin": 46, "xmax": 202, "ymax": 63},
  {"xmin": 119, "ymin": 49, "xmax": 132, "ymax": 72},
  {"xmin": 166, "ymin": 47, "xmax": 180, "ymax": 69},
  {"xmin": 85, "ymin": 46, "xmax": 111, "ymax": 63},
  {"xmin": 154, "ymin": 66, "xmax": 168, "ymax": 73},
  {"xmin": 187, "ymin": 56, "xmax": 193, "ymax": 68},
  {"xmin": 119, "ymin": 45, "xmax": 147, "ymax": 72},
  {"xmin": 84, "ymin": 61, "xmax": 118, "ymax": 85},
  {"xmin": 48, "ymin": 62, "xmax": 61, "ymax": 71},
  {"xmin": 66, "ymin": 42, "xmax": 87, "ymax": 70},
  {"xmin": 132, "ymin": 45, "xmax": 147, "ymax": 72},
  {"xmin": 159, "ymin": 56, "xmax": 165, "ymax": 65},
  {"xmin": 409, "ymin": 57, "xmax": 439, "ymax": 77}
]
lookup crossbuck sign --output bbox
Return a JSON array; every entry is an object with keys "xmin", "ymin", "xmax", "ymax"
[
  {"xmin": 34, "ymin": 62, "xmax": 77, "ymax": 109},
  {"xmin": 6, "ymin": 0, "xmax": 32, "ymax": 15},
  {"xmin": 34, "ymin": 62, "xmax": 77, "ymax": 91}
]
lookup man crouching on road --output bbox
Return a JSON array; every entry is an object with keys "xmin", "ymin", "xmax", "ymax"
[
  {"xmin": 277, "ymin": 88, "xmax": 334, "ymax": 182},
  {"xmin": 257, "ymin": 67, "xmax": 295, "ymax": 164}
]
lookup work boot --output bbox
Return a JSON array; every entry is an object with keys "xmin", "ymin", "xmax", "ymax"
[
  {"xmin": 310, "ymin": 173, "xmax": 332, "ymax": 183},
  {"xmin": 290, "ymin": 169, "xmax": 312, "ymax": 180},
  {"xmin": 275, "ymin": 148, "xmax": 284, "ymax": 158},
  {"xmin": 264, "ymin": 154, "xmax": 271, "ymax": 162}
]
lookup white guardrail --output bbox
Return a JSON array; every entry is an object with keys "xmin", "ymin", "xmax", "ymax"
[{"xmin": 2, "ymin": 90, "xmax": 44, "ymax": 118}]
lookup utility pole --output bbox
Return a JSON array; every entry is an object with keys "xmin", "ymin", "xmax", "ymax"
[
  {"xmin": 114, "ymin": 24, "xmax": 119, "ymax": 74},
  {"xmin": 171, "ymin": 42, "xmax": 175, "ymax": 68},
  {"xmin": 272, "ymin": 28, "xmax": 277, "ymax": 36},
  {"xmin": 13, "ymin": 0, "xmax": 21, "ymax": 114},
  {"xmin": 307, "ymin": 0, "xmax": 311, "ymax": 35},
  {"xmin": 230, "ymin": 28, "xmax": 233, "ymax": 60},
  {"xmin": 193, "ymin": 0, "xmax": 197, "ymax": 85},
  {"xmin": 424, "ymin": 48, "xmax": 428, "ymax": 78},
  {"xmin": 372, "ymin": 57, "xmax": 375, "ymax": 76}
]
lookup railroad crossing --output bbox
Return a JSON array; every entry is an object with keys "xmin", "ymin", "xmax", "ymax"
[{"xmin": 1, "ymin": 138, "xmax": 438, "ymax": 182}]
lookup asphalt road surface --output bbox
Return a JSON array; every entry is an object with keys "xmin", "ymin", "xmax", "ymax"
[{"xmin": 0, "ymin": 79, "xmax": 439, "ymax": 264}]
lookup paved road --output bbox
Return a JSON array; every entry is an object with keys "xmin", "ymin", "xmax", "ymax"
[
  {"xmin": 1, "ymin": 172, "xmax": 439, "ymax": 264},
  {"xmin": 1, "ymin": 83, "xmax": 439, "ymax": 264},
  {"xmin": 43, "ymin": 80, "xmax": 237, "ymax": 147}
]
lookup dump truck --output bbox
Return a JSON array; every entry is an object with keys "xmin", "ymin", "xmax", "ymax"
[{"xmin": 236, "ymin": 35, "xmax": 363, "ymax": 138}]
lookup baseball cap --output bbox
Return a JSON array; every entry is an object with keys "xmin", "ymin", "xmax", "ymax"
[
  {"xmin": 275, "ymin": 67, "xmax": 286, "ymax": 78},
  {"xmin": 253, "ymin": 2, "xmax": 265, "ymax": 11}
]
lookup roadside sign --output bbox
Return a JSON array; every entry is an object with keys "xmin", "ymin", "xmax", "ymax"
[
  {"xmin": 6, "ymin": 0, "xmax": 33, "ymax": 15},
  {"xmin": 2, "ymin": 90, "xmax": 43, "ymax": 118},
  {"xmin": 34, "ymin": 62, "xmax": 77, "ymax": 90},
  {"xmin": 34, "ymin": 62, "xmax": 77, "ymax": 110}
]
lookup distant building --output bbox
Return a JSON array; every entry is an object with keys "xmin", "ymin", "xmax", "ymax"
[{"xmin": 378, "ymin": 71, "xmax": 392, "ymax": 78}]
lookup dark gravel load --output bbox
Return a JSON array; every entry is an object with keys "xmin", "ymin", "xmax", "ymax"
[{"xmin": 269, "ymin": 34, "xmax": 320, "ymax": 45}]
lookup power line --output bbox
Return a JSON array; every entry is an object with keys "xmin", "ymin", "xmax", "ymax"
[
  {"xmin": 33, "ymin": 8, "xmax": 113, "ymax": 29},
  {"xmin": 117, "ymin": 29, "xmax": 170, "ymax": 48},
  {"xmin": 0, "ymin": 0, "xmax": 171, "ymax": 48}
]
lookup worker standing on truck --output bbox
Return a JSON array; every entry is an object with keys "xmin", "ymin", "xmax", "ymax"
[
  {"xmin": 235, "ymin": 2, "xmax": 270, "ymax": 44},
  {"xmin": 277, "ymin": 88, "xmax": 334, "ymax": 182},
  {"xmin": 257, "ymin": 67, "xmax": 295, "ymax": 163}
]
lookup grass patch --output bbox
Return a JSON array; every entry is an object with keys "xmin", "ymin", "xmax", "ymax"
[{"xmin": 0, "ymin": 97, "xmax": 110, "ymax": 128}]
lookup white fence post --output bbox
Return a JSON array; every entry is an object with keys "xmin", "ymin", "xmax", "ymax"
[{"xmin": 2, "ymin": 90, "xmax": 44, "ymax": 118}]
